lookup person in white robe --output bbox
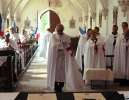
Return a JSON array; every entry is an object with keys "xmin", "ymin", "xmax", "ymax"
[
  {"xmin": 75, "ymin": 29, "xmax": 92, "ymax": 74},
  {"xmin": 47, "ymin": 24, "xmax": 84, "ymax": 92},
  {"xmin": 10, "ymin": 27, "xmax": 20, "ymax": 44},
  {"xmin": 83, "ymin": 30, "xmax": 106, "ymax": 81},
  {"xmin": 94, "ymin": 26, "xmax": 105, "ymax": 41},
  {"xmin": 5, "ymin": 33, "xmax": 19, "ymax": 75},
  {"xmin": 0, "ymin": 32, "xmax": 7, "ymax": 66},
  {"xmin": 105, "ymin": 25, "xmax": 118, "ymax": 68},
  {"xmin": 113, "ymin": 22, "xmax": 129, "ymax": 81},
  {"xmin": 19, "ymin": 29, "xmax": 28, "ymax": 43},
  {"xmin": 39, "ymin": 28, "xmax": 52, "ymax": 59},
  {"xmin": 19, "ymin": 30, "xmax": 28, "ymax": 70},
  {"xmin": 0, "ymin": 31, "xmax": 6, "ymax": 48},
  {"xmin": 5, "ymin": 33, "xmax": 19, "ymax": 52}
]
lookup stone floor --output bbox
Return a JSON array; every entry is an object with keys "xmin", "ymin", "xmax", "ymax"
[
  {"xmin": 16, "ymin": 50, "xmax": 48, "ymax": 92},
  {"xmin": 16, "ymin": 49, "xmax": 129, "ymax": 92}
]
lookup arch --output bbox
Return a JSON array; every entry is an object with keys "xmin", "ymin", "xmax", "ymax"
[{"xmin": 39, "ymin": 9, "xmax": 61, "ymax": 33}]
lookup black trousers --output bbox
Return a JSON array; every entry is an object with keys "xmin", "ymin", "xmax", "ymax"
[
  {"xmin": 114, "ymin": 79, "xmax": 129, "ymax": 86},
  {"xmin": 81, "ymin": 55, "xmax": 84, "ymax": 76},
  {"xmin": 54, "ymin": 82, "xmax": 64, "ymax": 92}
]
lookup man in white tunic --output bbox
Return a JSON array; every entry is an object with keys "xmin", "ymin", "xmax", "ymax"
[
  {"xmin": 19, "ymin": 30, "xmax": 28, "ymax": 43},
  {"xmin": 47, "ymin": 24, "xmax": 84, "ymax": 92},
  {"xmin": 75, "ymin": 29, "xmax": 92, "ymax": 75},
  {"xmin": 94, "ymin": 27, "xmax": 105, "ymax": 41},
  {"xmin": 83, "ymin": 30, "xmax": 106, "ymax": 81},
  {"xmin": 10, "ymin": 27, "xmax": 20, "ymax": 44},
  {"xmin": 105, "ymin": 25, "xmax": 118, "ymax": 68},
  {"xmin": 113, "ymin": 22, "xmax": 129, "ymax": 84},
  {"xmin": 39, "ymin": 28, "xmax": 52, "ymax": 59}
]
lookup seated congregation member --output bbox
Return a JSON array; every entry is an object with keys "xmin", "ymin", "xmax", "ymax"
[
  {"xmin": 47, "ymin": 24, "xmax": 84, "ymax": 92},
  {"xmin": 19, "ymin": 29, "xmax": 28, "ymax": 43},
  {"xmin": 0, "ymin": 32, "xmax": 7, "ymax": 66},
  {"xmin": 10, "ymin": 27, "xmax": 20, "ymax": 44},
  {"xmin": 113, "ymin": 22, "xmax": 129, "ymax": 85},
  {"xmin": 75, "ymin": 28, "xmax": 92, "ymax": 75},
  {"xmin": 5, "ymin": 33, "xmax": 19, "ymax": 52},
  {"xmin": 105, "ymin": 25, "xmax": 119, "ymax": 68},
  {"xmin": 0, "ymin": 31, "xmax": 6, "ymax": 48},
  {"xmin": 19, "ymin": 30, "xmax": 29, "ymax": 70},
  {"xmin": 83, "ymin": 30, "xmax": 106, "ymax": 81}
]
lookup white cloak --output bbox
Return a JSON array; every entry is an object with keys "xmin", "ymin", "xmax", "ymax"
[
  {"xmin": 75, "ymin": 35, "xmax": 87, "ymax": 70},
  {"xmin": 39, "ymin": 31, "xmax": 52, "ymax": 59},
  {"xmin": 105, "ymin": 34, "xmax": 118, "ymax": 67},
  {"xmin": 113, "ymin": 34, "xmax": 129, "ymax": 79},
  {"xmin": 47, "ymin": 33, "xmax": 84, "ymax": 91},
  {"xmin": 83, "ymin": 37, "xmax": 106, "ymax": 80}
]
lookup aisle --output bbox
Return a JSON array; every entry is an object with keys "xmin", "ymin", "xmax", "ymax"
[
  {"xmin": 16, "ymin": 49, "xmax": 129, "ymax": 92},
  {"xmin": 16, "ymin": 50, "xmax": 48, "ymax": 92}
]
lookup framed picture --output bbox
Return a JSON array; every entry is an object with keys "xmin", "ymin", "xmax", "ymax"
[
  {"xmin": 69, "ymin": 17, "xmax": 76, "ymax": 28},
  {"xmin": 99, "ymin": 11, "xmax": 102, "ymax": 27},
  {"xmin": 90, "ymin": 16, "xmax": 92, "ymax": 28},
  {"xmin": 113, "ymin": 7, "xmax": 118, "ymax": 25},
  {"xmin": 7, "ymin": 18, "xmax": 9, "ymax": 28}
]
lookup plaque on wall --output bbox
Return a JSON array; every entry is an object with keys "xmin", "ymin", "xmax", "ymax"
[
  {"xmin": 90, "ymin": 16, "xmax": 92, "ymax": 28},
  {"xmin": 69, "ymin": 17, "xmax": 76, "ymax": 28},
  {"xmin": 24, "ymin": 17, "xmax": 31, "ymax": 29},
  {"xmin": 113, "ymin": 7, "xmax": 118, "ymax": 25},
  {"xmin": 99, "ymin": 11, "xmax": 102, "ymax": 27}
]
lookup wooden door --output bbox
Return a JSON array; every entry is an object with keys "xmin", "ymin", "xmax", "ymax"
[{"xmin": 49, "ymin": 10, "xmax": 61, "ymax": 33}]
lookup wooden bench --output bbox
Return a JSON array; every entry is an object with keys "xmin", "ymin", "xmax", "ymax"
[{"xmin": 84, "ymin": 68, "xmax": 113, "ymax": 88}]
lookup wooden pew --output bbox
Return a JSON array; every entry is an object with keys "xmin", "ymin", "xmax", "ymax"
[
  {"xmin": 0, "ymin": 42, "xmax": 38, "ymax": 91},
  {"xmin": 0, "ymin": 49, "xmax": 16, "ymax": 90}
]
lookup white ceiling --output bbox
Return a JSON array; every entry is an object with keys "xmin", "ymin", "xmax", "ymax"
[{"xmin": 0, "ymin": 0, "xmax": 108, "ymax": 18}]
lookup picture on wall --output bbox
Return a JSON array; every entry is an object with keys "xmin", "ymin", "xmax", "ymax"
[
  {"xmin": 7, "ymin": 18, "xmax": 9, "ymax": 28},
  {"xmin": 99, "ymin": 11, "xmax": 102, "ymax": 27},
  {"xmin": 113, "ymin": 6, "xmax": 118, "ymax": 25},
  {"xmin": 24, "ymin": 17, "xmax": 31, "ymax": 29},
  {"xmin": 90, "ymin": 16, "xmax": 92, "ymax": 28},
  {"xmin": 69, "ymin": 17, "xmax": 76, "ymax": 28}
]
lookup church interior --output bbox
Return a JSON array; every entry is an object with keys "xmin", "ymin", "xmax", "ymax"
[{"xmin": 0, "ymin": 0, "xmax": 129, "ymax": 99}]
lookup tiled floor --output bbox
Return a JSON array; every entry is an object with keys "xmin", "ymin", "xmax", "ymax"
[
  {"xmin": 16, "ymin": 49, "xmax": 129, "ymax": 92},
  {"xmin": 1, "ymin": 92, "xmax": 129, "ymax": 100},
  {"xmin": 16, "ymin": 50, "xmax": 48, "ymax": 92}
]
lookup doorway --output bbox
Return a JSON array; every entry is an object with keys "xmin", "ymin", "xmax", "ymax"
[
  {"xmin": 39, "ymin": 10, "xmax": 61, "ymax": 34},
  {"xmin": 38, "ymin": 10, "xmax": 61, "ymax": 59}
]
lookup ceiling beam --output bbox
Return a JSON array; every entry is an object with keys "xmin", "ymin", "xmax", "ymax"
[{"xmin": 13, "ymin": 0, "xmax": 23, "ymax": 14}]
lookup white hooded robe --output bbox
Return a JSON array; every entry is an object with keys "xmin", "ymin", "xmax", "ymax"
[
  {"xmin": 75, "ymin": 35, "xmax": 87, "ymax": 70},
  {"xmin": 105, "ymin": 34, "xmax": 118, "ymax": 67},
  {"xmin": 47, "ymin": 33, "xmax": 84, "ymax": 91},
  {"xmin": 83, "ymin": 37, "xmax": 106, "ymax": 80},
  {"xmin": 113, "ymin": 34, "xmax": 129, "ymax": 79},
  {"xmin": 39, "ymin": 31, "xmax": 52, "ymax": 59}
]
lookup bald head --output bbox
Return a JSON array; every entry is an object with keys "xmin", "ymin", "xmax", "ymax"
[
  {"xmin": 122, "ymin": 22, "xmax": 129, "ymax": 34},
  {"xmin": 56, "ymin": 24, "xmax": 64, "ymax": 35},
  {"xmin": 94, "ymin": 26, "xmax": 100, "ymax": 35},
  {"xmin": 90, "ymin": 30, "xmax": 97, "ymax": 40}
]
